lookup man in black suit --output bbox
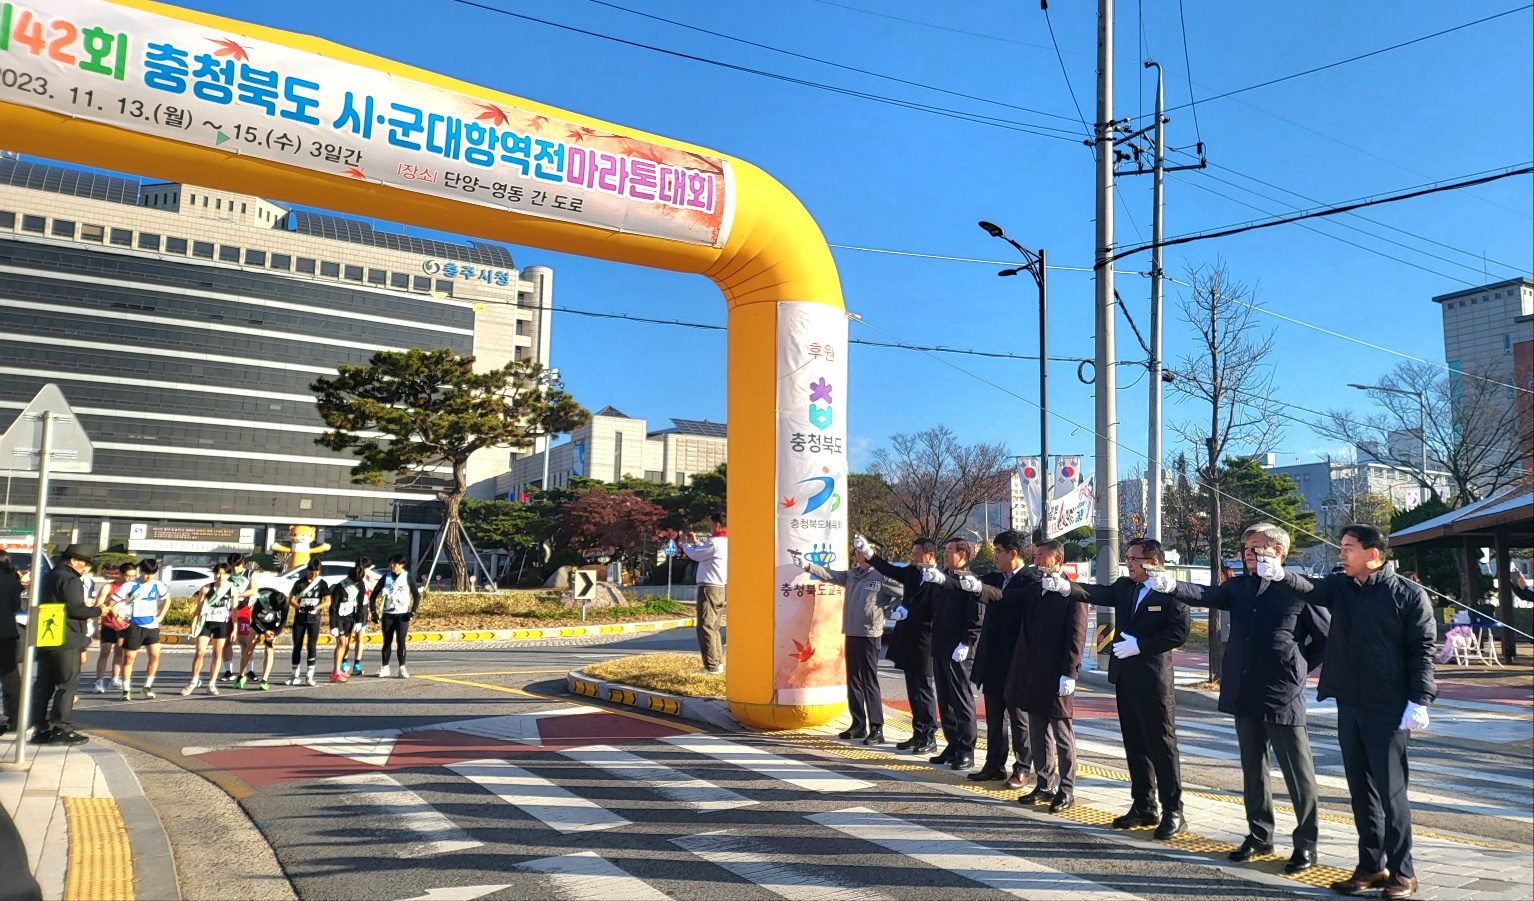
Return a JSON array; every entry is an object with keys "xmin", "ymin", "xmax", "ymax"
[
  {"xmin": 863, "ymin": 535, "xmax": 939, "ymax": 755},
  {"xmin": 1076, "ymin": 538, "xmax": 1190, "ymax": 839},
  {"xmin": 968, "ymin": 530, "xmax": 1033, "ymax": 787},
  {"xmin": 919, "ymin": 537, "xmax": 987, "ymax": 770}
]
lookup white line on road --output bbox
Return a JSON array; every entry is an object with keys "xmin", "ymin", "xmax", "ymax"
[
  {"xmin": 448, "ymin": 758, "xmax": 631, "ymax": 833},
  {"xmin": 659, "ymin": 735, "xmax": 874, "ymax": 793},
  {"xmin": 399, "ymin": 885, "xmax": 512, "ymax": 901},
  {"xmin": 808, "ymin": 807, "xmax": 1146, "ymax": 901},
  {"xmin": 443, "ymin": 708, "xmax": 594, "ymax": 747},
  {"xmin": 671, "ymin": 831, "xmax": 893, "ymax": 901},
  {"xmin": 324, "ymin": 773, "xmax": 482, "ymax": 858},
  {"xmin": 558, "ymin": 745, "xmax": 755, "ymax": 812},
  {"xmin": 520, "ymin": 852, "xmax": 671, "ymax": 900}
]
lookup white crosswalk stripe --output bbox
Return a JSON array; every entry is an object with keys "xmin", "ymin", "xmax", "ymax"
[
  {"xmin": 557, "ymin": 745, "xmax": 755, "ymax": 812},
  {"xmin": 323, "ymin": 773, "xmax": 482, "ymax": 857},
  {"xmin": 808, "ymin": 807, "xmax": 1147, "ymax": 901},
  {"xmin": 671, "ymin": 831, "xmax": 894, "ymax": 901},
  {"xmin": 520, "ymin": 852, "xmax": 671, "ymax": 900},
  {"xmin": 660, "ymin": 735, "xmax": 874, "ymax": 793},
  {"xmin": 449, "ymin": 759, "xmax": 631, "ymax": 833}
]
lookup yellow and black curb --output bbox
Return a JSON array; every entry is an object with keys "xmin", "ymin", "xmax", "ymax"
[
  {"xmin": 159, "ymin": 616, "xmax": 694, "ymax": 645},
  {"xmin": 566, "ymin": 669, "xmax": 738, "ymax": 731}
]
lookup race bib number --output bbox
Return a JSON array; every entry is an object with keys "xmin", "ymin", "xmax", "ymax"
[{"xmin": 131, "ymin": 586, "xmax": 160, "ymax": 619}]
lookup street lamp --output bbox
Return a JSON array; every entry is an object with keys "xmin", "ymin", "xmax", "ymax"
[
  {"xmin": 979, "ymin": 220, "xmax": 1050, "ymax": 528},
  {"xmin": 537, "ymin": 367, "xmax": 564, "ymax": 492},
  {"xmin": 1348, "ymin": 382, "xmax": 1429, "ymax": 497}
]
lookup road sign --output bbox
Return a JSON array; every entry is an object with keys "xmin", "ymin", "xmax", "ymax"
[
  {"xmin": 572, "ymin": 570, "xmax": 598, "ymax": 602},
  {"xmin": 0, "ymin": 384, "xmax": 94, "ymax": 473},
  {"xmin": 664, "ymin": 539, "xmax": 678, "ymax": 558},
  {"xmin": 36, "ymin": 604, "xmax": 65, "ymax": 649}
]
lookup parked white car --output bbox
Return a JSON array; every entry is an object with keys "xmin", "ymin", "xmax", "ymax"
[{"xmin": 164, "ymin": 566, "xmax": 215, "ymax": 599}]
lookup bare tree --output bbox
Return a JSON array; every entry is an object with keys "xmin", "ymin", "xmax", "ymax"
[
  {"xmin": 1170, "ymin": 262, "xmax": 1283, "ymax": 682},
  {"xmin": 1315, "ymin": 361, "xmax": 1523, "ymax": 505},
  {"xmin": 868, "ymin": 425, "xmax": 1010, "ymax": 544}
]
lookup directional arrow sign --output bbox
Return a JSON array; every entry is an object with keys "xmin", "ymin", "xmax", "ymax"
[
  {"xmin": 572, "ymin": 570, "xmax": 598, "ymax": 602},
  {"xmin": 0, "ymin": 384, "xmax": 94, "ymax": 473}
]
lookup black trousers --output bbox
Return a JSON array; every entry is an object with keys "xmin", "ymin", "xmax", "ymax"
[
  {"xmin": 30, "ymin": 647, "xmax": 82, "ymax": 731},
  {"xmin": 291, "ymin": 619, "xmax": 320, "ymax": 668},
  {"xmin": 381, "ymin": 614, "xmax": 411, "ymax": 666},
  {"xmin": 902, "ymin": 667, "xmax": 937, "ymax": 741},
  {"xmin": 1117, "ymin": 682, "xmax": 1183, "ymax": 813},
  {"xmin": 843, "ymin": 635, "xmax": 883, "ymax": 732},
  {"xmin": 1029, "ymin": 713, "xmax": 1076, "ymax": 794},
  {"xmin": 0, "ymin": 637, "xmax": 19, "ymax": 728},
  {"xmin": 982, "ymin": 686, "xmax": 1030, "ymax": 773},
  {"xmin": 932, "ymin": 654, "xmax": 977, "ymax": 755},
  {"xmin": 1234, "ymin": 716, "xmax": 1320, "ymax": 851},
  {"xmin": 1337, "ymin": 704, "xmax": 1414, "ymax": 878}
]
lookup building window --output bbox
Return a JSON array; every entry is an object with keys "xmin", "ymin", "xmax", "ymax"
[
  {"xmin": 296, "ymin": 257, "xmax": 316, "ymax": 274},
  {"xmin": 240, "ymin": 203, "xmax": 247, "ymax": 214},
  {"xmin": 137, "ymin": 232, "xmax": 161, "ymax": 251},
  {"xmin": 51, "ymin": 219, "xmax": 75, "ymax": 238},
  {"xmin": 434, "ymin": 279, "xmax": 453, "ymax": 294},
  {"xmin": 192, "ymin": 240, "xmax": 214, "ymax": 258},
  {"xmin": 187, "ymin": 193, "xmax": 195, "ymax": 204},
  {"xmin": 367, "ymin": 268, "xmax": 386, "ymax": 285},
  {"xmin": 244, "ymin": 249, "xmax": 266, "ymax": 266},
  {"xmin": 515, "ymin": 320, "xmax": 526, "ymax": 336},
  {"xmin": 215, "ymin": 198, "xmax": 221, "ymax": 210},
  {"xmin": 0, "ymin": 211, "xmax": 13, "ymax": 229},
  {"xmin": 20, "ymin": 214, "xmax": 44, "ymax": 233},
  {"xmin": 343, "ymin": 264, "xmax": 363, "ymax": 281},
  {"xmin": 172, "ymin": 192, "xmax": 178, "ymax": 204},
  {"xmin": 80, "ymin": 223, "xmax": 103, "ymax": 242},
  {"xmin": 1471, "ymin": 298, "xmax": 1478, "ymax": 305},
  {"xmin": 108, "ymin": 228, "xmax": 132, "ymax": 246},
  {"xmin": 270, "ymin": 253, "xmax": 291, "ymax": 270},
  {"xmin": 202, "ymin": 196, "xmax": 208, "ymax": 207},
  {"xmin": 390, "ymin": 272, "xmax": 410, "ymax": 289},
  {"xmin": 320, "ymin": 261, "xmax": 341, "ymax": 278},
  {"xmin": 218, "ymin": 245, "xmax": 240, "ymax": 262},
  {"xmin": 613, "ymin": 432, "xmax": 624, "ymax": 479},
  {"xmin": 413, "ymin": 275, "xmax": 431, "ymax": 291},
  {"xmin": 165, "ymin": 237, "xmax": 188, "ymax": 254},
  {"xmin": 514, "ymin": 346, "xmax": 523, "ymax": 361}
]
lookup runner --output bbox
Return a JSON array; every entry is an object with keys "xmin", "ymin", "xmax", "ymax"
[
  {"xmin": 328, "ymin": 560, "xmax": 369, "ymax": 683},
  {"xmin": 220, "ymin": 553, "xmax": 258, "ymax": 683},
  {"xmin": 182, "ymin": 564, "xmax": 237, "ymax": 697},
  {"xmin": 369, "ymin": 554, "xmax": 420, "ymax": 679},
  {"xmin": 343, "ymin": 557, "xmax": 374, "ymax": 676},
  {"xmin": 288, "ymin": 560, "xmax": 327, "ymax": 686},
  {"xmin": 247, "ymin": 581, "xmax": 288, "ymax": 691},
  {"xmin": 91, "ymin": 560, "xmax": 137, "ymax": 693},
  {"xmin": 119, "ymin": 559, "xmax": 171, "ymax": 700}
]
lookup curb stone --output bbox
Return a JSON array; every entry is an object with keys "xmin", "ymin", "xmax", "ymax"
[
  {"xmin": 82, "ymin": 740, "xmax": 181, "ymax": 901},
  {"xmin": 159, "ymin": 616, "xmax": 695, "ymax": 645},
  {"xmin": 566, "ymin": 669, "xmax": 737, "ymax": 731}
]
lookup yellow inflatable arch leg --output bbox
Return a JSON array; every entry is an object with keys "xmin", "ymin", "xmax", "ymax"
[{"xmin": 0, "ymin": 0, "xmax": 848, "ymax": 728}]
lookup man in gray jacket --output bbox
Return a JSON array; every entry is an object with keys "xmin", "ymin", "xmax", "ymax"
[{"xmin": 803, "ymin": 541, "xmax": 904, "ymax": 745}]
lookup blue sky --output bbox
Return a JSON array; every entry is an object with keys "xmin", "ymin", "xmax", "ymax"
[{"xmin": 175, "ymin": 0, "xmax": 1533, "ymax": 474}]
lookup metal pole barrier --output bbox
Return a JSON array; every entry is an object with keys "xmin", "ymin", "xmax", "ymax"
[{"xmin": 13, "ymin": 412, "xmax": 53, "ymax": 765}]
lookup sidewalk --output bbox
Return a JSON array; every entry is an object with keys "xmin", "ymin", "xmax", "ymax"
[{"xmin": 0, "ymin": 736, "xmax": 178, "ymax": 901}]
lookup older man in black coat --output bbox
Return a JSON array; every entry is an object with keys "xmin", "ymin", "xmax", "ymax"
[
  {"xmin": 864, "ymin": 535, "xmax": 940, "ymax": 755},
  {"xmin": 969, "ymin": 530, "xmax": 1033, "ymax": 787},
  {"xmin": 918, "ymin": 537, "xmax": 987, "ymax": 771},
  {"xmin": 30, "ymin": 544, "xmax": 101, "ymax": 745},
  {"xmin": 1076, "ymin": 537, "xmax": 1191, "ymax": 839}
]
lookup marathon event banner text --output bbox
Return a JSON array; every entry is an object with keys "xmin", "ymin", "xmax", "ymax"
[
  {"xmin": 0, "ymin": 0, "xmax": 735, "ymax": 247},
  {"xmin": 774, "ymin": 302, "xmax": 849, "ymax": 708}
]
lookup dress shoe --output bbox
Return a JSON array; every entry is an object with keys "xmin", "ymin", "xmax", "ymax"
[
  {"xmin": 928, "ymin": 747, "xmax": 956, "ymax": 764},
  {"xmin": 1111, "ymin": 808, "xmax": 1160, "ymax": 830},
  {"xmin": 863, "ymin": 728, "xmax": 884, "ymax": 746},
  {"xmin": 895, "ymin": 735, "xmax": 918, "ymax": 750},
  {"xmin": 1285, "ymin": 849, "xmax": 1317, "ymax": 874},
  {"xmin": 910, "ymin": 739, "xmax": 938, "ymax": 755},
  {"xmin": 967, "ymin": 767, "xmax": 1007, "ymax": 782},
  {"xmin": 1005, "ymin": 769, "xmax": 1030, "ymax": 790},
  {"xmin": 1018, "ymin": 786, "xmax": 1054, "ymax": 805},
  {"xmin": 29, "ymin": 726, "xmax": 53, "ymax": 744},
  {"xmin": 1380, "ymin": 874, "xmax": 1417, "ymax": 900},
  {"xmin": 948, "ymin": 754, "xmax": 975, "ymax": 771},
  {"xmin": 1328, "ymin": 867, "xmax": 1390, "ymax": 894},
  {"xmin": 837, "ymin": 728, "xmax": 867, "ymax": 741},
  {"xmin": 1153, "ymin": 810, "xmax": 1186, "ymax": 839},
  {"xmin": 1048, "ymin": 792, "xmax": 1075, "ymax": 813},
  {"xmin": 1227, "ymin": 837, "xmax": 1275, "ymax": 862}
]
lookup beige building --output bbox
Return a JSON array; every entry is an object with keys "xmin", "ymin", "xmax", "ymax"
[{"xmin": 501, "ymin": 407, "xmax": 726, "ymax": 498}]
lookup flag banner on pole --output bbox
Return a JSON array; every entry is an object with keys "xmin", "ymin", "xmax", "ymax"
[
  {"xmin": 1016, "ymin": 456, "xmax": 1042, "ymax": 526},
  {"xmin": 1053, "ymin": 455, "xmax": 1083, "ymax": 500}
]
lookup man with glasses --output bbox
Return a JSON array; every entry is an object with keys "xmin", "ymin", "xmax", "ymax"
[
  {"xmin": 1075, "ymin": 538, "xmax": 1190, "ymax": 838},
  {"xmin": 968, "ymin": 530, "xmax": 1035, "ymax": 787},
  {"xmin": 864, "ymin": 535, "xmax": 941, "ymax": 754}
]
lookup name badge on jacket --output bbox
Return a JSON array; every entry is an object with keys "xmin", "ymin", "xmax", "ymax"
[{"xmin": 1147, "ymin": 605, "xmax": 1162, "ymax": 612}]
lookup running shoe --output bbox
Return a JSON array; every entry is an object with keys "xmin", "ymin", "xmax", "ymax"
[
  {"xmin": 243, "ymin": 671, "xmax": 257, "ymax": 684},
  {"xmin": 304, "ymin": 671, "xmax": 317, "ymax": 686},
  {"xmin": 181, "ymin": 678, "xmax": 201, "ymax": 697},
  {"xmin": 398, "ymin": 666, "xmax": 410, "ymax": 679},
  {"xmin": 120, "ymin": 689, "xmax": 131, "ymax": 701},
  {"xmin": 338, "ymin": 671, "xmax": 350, "ymax": 683},
  {"xmin": 235, "ymin": 675, "xmax": 246, "ymax": 689},
  {"xmin": 376, "ymin": 665, "xmax": 391, "ymax": 678},
  {"xmin": 111, "ymin": 677, "xmax": 123, "ymax": 690},
  {"xmin": 208, "ymin": 683, "xmax": 219, "ymax": 697},
  {"xmin": 350, "ymin": 663, "xmax": 364, "ymax": 676},
  {"xmin": 329, "ymin": 671, "xmax": 342, "ymax": 683},
  {"xmin": 142, "ymin": 687, "xmax": 156, "ymax": 700},
  {"xmin": 93, "ymin": 679, "xmax": 107, "ymax": 694},
  {"xmin": 259, "ymin": 680, "xmax": 269, "ymax": 691}
]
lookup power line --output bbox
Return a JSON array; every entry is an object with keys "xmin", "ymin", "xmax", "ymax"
[
  {"xmin": 826, "ymin": 242, "xmax": 1148, "ymax": 275},
  {"xmin": 804, "ymin": 0, "xmax": 1059, "ymax": 52},
  {"xmin": 1043, "ymin": 3, "xmax": 1091, "ymax": 140},
  {"xmin": 1174, "ymin": 0, "xmax": 1204, "ymax": 142},
  {"xmin": 448, "ymin": 0, "xmax": 1083, "ymax": 141}
]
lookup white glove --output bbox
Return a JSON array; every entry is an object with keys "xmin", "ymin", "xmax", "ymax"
[
  {"xmin": 889, "ymin": 606, "xmax": 908, "ymax": 622},
  {"xmin": 957, "ymin": 574, "xmax": 982, "ymax": 593},
  {"xmin": 329, "ymin": 627, "xmax": 340, "ymax": 637},
  {"xmin": 952, "ymin": 644, "xmax": 970, "ymax": 663},
  {"xmin": 852, "ymin": 533, "xmax": 872, "ymax": 556},
  {"xmin": 1058, "ymin": 676, "xmax": 1076, "ymax": 696},
  {"xmin": 921, "ymin": 568, "xmax": 947, "ymax": 586},
  {"xmin": 1145, "ymin": 569, "xmax": 1177, "ymax": 594},
  {"xmin": 800, "ymin": 558, "xmax": 813, "ymax": 573},
  {"xmin": 1399, "ymin": 701, "xmax": 1430, "ymax": 732},
  {"xmin": 1255, "ymin": 553, "xmax": 1284, "ymax": 581},
  {"xmin": 1041, "ymin": 573, "xmax": 1072, "ymax": 596},
  {"xmin": 1111, "ymin": 633, "xmax": 1141, "ymax": 659}
]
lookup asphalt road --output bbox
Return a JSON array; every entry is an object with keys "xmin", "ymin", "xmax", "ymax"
[{"xmin": 71, "ymin": 631, "xmax": 1321, "ymax": 901}]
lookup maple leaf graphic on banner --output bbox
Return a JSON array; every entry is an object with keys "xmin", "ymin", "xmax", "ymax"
[
  {"xmin": 207, "ymin": 38, "xmax": 250, "ymax": 62},
  {"xmin": 789, "ymin": 639, "xmax": 815, "ymax": 663},
  {"xmin": 342, "ymin": 167, "xmax": 366, "ymax": 180},
  {"xmin": 475, "ymin": 104, "xmax": 510, "ymax": 127}
]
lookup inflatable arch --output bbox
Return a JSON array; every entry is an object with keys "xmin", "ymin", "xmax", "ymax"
[{"xmin": 0, "ymin": 0, "xmax": 850, "ymax": 728}]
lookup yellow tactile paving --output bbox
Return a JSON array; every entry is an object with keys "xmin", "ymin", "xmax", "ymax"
[{"xmin": 62, "ymin": 797, "xmax": 133, "ymax": 901}]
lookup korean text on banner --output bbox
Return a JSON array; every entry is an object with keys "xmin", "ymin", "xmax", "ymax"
[
  {"xmin": 774, "ymin": 303, "xmax": 848, "ymax": 708},
  {"xmin": 0, "ymin": 0, "xmax": 733, "ymax": 247}
]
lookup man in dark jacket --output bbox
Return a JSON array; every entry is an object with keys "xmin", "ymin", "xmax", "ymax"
[
  {"xmin": 1076, "ymin": 537, "xmax": 1191, "ymax": 840},
  {"xmin": 1289, "ymin": 524, "xmax": 1435, "ymax": 901},
  {"xmin": 0, "ymin": 551, "xmax": 22, "ymax": 738},
  {"xmin": 865, "ymin": 535, "xmax": 940, "ymax": 754},
  {"xmin": 918, "ymin": 537, "xmax": 987, "ymax": 771},
  {"xmin": 1164, "ymin": 522, "xmax": 1329, "ymax": 873},
  {"xmin": 1005, "ymin": 539, "xmax": 1088, "ymax": 813},
  {"xmin": 969, "ymin": 530, "xmax": 1033, "ymax": 787},
  {"xmin": 30, "ymin": 544, "xmax": 100, "ymax": 745}
]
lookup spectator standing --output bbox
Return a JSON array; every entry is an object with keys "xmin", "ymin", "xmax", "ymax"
[
  {"xmin": 0, "ymin": 551, "xmax": 21, "ymax": 737},
  {"xmin": 681, "ymin": 513, "xmax": 729, "ymax": 676},
  {"xmin": 30, "ymin": 545, "xmax": 101, "ymax": 744},
  {"xmin": 803, "ymin": 537, "xmax": 903, "ymax": 744}
]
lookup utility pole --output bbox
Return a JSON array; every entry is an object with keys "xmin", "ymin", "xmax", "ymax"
[{"xmin": 1093, "ymin": 0, "xmax": 1120, "ymax": 660}]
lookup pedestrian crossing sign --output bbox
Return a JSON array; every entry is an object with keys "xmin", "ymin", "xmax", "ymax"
[
  {"xmin": 1094, "ymin": 623, "xmax": 1116, "ymax": 654},
  {"xmin": 36, "ymin": 603, "xmax": 65, "ymax": 648}
]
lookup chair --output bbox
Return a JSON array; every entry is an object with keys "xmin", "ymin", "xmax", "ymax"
[{"xmin": 1447, "ymin": 610, "xmax": 1505, "ymax": 667}]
